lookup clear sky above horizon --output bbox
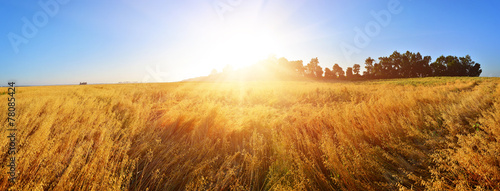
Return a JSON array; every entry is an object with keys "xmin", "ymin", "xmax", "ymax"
[{"xmin": 1, "ymin": 0, "xmax": 499, "ymax": 85}]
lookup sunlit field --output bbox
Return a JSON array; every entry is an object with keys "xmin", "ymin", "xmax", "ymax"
[{"xmin": 1, "ymin": 77, "xmax": 499, "ymax": 190}]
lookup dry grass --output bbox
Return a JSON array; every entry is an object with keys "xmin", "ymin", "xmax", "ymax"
[{"xmin": 0, "ymin": 77, "xmax": 499, "ymax": 190}]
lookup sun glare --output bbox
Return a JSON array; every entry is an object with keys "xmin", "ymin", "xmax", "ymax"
[{"xmin": 204, "ymin": 24, "xmax": 284, "ymax": 70}]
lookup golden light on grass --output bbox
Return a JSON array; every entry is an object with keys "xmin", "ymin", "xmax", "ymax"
[{"xmin": 0, "ymin": 77, "xmax": 499, "ymax": 190}]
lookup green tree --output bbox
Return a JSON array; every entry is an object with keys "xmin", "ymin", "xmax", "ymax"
[
  {"xmin": 430, "ymin": 55, "xmax": 482, "ymax": 77},
  {"xmin": 373, "ymin": 63, "xmax": 382, "ymax": 78},
  {"xmin": 364, "ymin": 57, "xmax": 375, "ymax": 78},
  {"xmin": 361, "ymin": 51, "xmax": 480, "ymax": 78},
  {"xmin": 460, "ymin": 55, "xmax": 482, "ymax": 77},
  {"xmin": 444, "ymin": 55, "xmax": 462, "ymax": 76},
  {"xmin": 469, "ymin": 63, "xmax": 482, "ymax": 77},
  {"xmin": 416, "ymin": 55, "xmax": 433, "ymax": 77},
  {"xmin": 431, "ymin": 56, "xmax": 447, "ymax": 76}
]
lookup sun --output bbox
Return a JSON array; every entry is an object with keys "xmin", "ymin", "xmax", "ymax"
[{"xmin": 205, "ymin": 24, "xmax": 284, "ymax": 70}]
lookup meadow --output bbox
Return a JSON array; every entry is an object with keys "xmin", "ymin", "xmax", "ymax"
[{"xmin": 0, "ymin": 77, "xmax": 499, "ymax": 190}]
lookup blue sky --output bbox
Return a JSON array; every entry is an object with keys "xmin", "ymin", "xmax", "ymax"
[{"xmin": 1, "ymin": 0, "xmax": 499, "ymax": 85}]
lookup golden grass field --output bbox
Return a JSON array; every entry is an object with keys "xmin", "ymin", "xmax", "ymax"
[{"xmin": 1, "ymin": 77, "xmax": 499, "ymax": 190}]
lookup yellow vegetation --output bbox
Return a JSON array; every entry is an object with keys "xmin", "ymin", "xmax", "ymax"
[{"xmin": 0, "ymin": 77, "xmax": 499, "ymax": 190}]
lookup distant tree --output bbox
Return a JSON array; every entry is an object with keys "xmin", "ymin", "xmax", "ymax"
[
  {"xmin": 324, "ymin": 68, "xmax": 334, "ymax": 79},
  {"xmin": 377, "ymin": 56, "xmax": 391, "ymax": 78},
  {"xmin": 378, "ymin": 51, "xmax": 401, "ymax": 78},
  {"xmin": 398, "ymin": 51, "xmax": 432, "ymax": 77},
  {"xmin": 290, "ymin": 60, "xmax": 305, "ymax": 76},
  {"xmin": 368, "ymin": 51, "xmax": 482, "ymax": 78},
  {"xmin": 332, "ymin": 64, "xmax": 344, "ymax": 79},
  {"xmin": 417, "ymin": 55, "xmax": 433, "ymax": 77},
  {"xmin": 431, "ymin": 56, "xmax": 447, "ymax": 76},
  {"xmin": 400, "ymin": 51, "xmax": 412, "ymax": 77},
  {"xmin": 210, "ymin": 69, "xmax": 218, "ymax": 76},
  {"xmin": 278, "ymin": 58, "xmax": 307, "ymax": 78},
  {"xmin": 305, "ymin": 58, "xmax": 317, "ymax": 78},
  {"xmin": 444, "ymin": 55, "xmax": 462, "ymax": 76},
  {"xmin": 346, "ymin": 67, "xmax": 353, "ymax": 79},
  {"xmin": 278, "ymin": 57, "xmax": 289, "ymax": 66},
  {"xmin": 277, "ymin": 57, "xmax": 292, "ymax": 77},
  {"xmin": 353, "ymin": 64, "xmax": 361, "ymax": 76},
  {"xmin": 469, "ymin": 63, "xmax": 482, "ymax": 77},
  {"xmin": 316, "ymin": 65, "xmax": 324, "ymax": 78},
  {"xmin": 208, "ymin": 51, "xmax": 480, "ymax": 81},
  {"xmin": 372, "ymin": 50, "xmax": 434, "ymax": 78},
  {"xmin": 373, "ymin": 63, "xmax": 382, "ymax": 78},
  {"xmin": 305, "ymin": 57, "xmax": 323, "ymax": 78},
  {"xmin": 364, "ymin": 57, "xmax": 375, "ymax": 78},
  {"xmin": 278, "ymin": 57, "xmax": 289, "ymax": 72},
  {"xmin": 338, "ymin": 68, "xmax": 345, "ymax": 79},
  {"xmin": 460, "ymin": 55, "xmax": 482, "ymax": 77},
  {"xmin": 428, "ymin": 54, "xmax": 483, "ymax": 77}
]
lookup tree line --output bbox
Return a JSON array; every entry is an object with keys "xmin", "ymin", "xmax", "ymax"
[
  {"xmin": 211, "ymin": 50, "xmax": 482, "ymax": 81},
  {"xmin": 237, "ymin": 50, "xmax": 482, "ymax": 80},
  {"xmin": 361, "ymin": 51, "xmax": 482, "ymax": 79}
]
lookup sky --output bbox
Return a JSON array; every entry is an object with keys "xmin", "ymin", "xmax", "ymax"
[{"xmin": 1, "ymin": 0, "xmax": 499, "ymax": 85}]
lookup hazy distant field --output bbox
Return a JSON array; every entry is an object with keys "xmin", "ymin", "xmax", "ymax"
[{"xmin": 1, "ymin": 77, "xmax": 499, "ymax": 190}]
